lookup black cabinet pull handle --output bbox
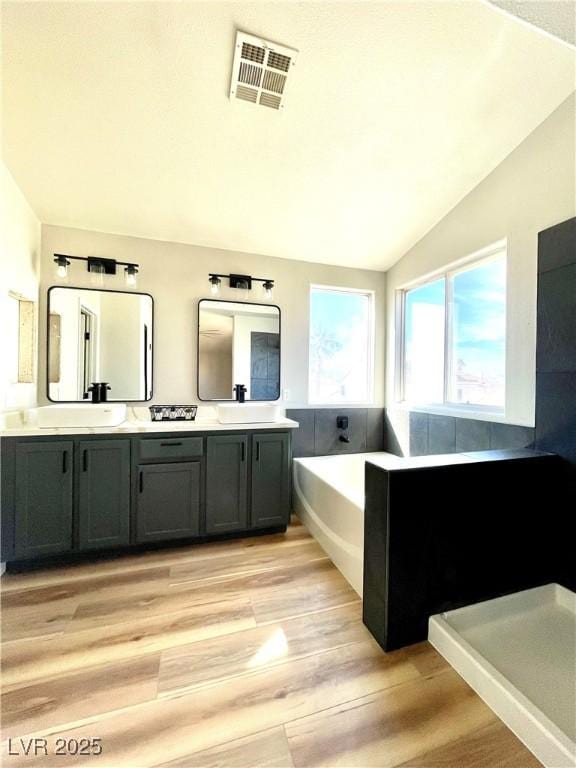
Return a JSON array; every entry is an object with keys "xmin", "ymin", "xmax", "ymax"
[
  {"xmin": 241, "ymin": 442, "xmax": 245, "ymax": 462},
  {"xmin": 139, "ymin": 471, "xmax": 144, "ymax": 493},
  {"xmin": 62, "ymin": 450, "xmax": 68, "ymax": 474},
  {"xmin": 160, "ymin": 441, "xmax": 182, "ymax": 447},
  {"xmin": 256, "ymin": 442, "xmax": 260, "ymax": 461},
  {"xmin": 83, "ymin": 450, "xmax": 88, "ymax": 472}
]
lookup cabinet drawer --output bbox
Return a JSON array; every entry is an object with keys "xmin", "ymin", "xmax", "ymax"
[{"xmin": 138, "ymin": 437, "xmax": 203, "ymax": 461}]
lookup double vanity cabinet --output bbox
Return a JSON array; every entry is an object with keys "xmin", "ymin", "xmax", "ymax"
[{"xmin": 0, "ymin": 426, "xmax": 292, "ymax": 564}]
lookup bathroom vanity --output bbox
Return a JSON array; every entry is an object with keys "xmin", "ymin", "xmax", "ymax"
[
  {"xmin": 0, "ymin": 284, "xmax": 296, "ymax": 567},
  {"xmin": 0, "ymin": 420, "xmax": 295, "ymax": 565}
]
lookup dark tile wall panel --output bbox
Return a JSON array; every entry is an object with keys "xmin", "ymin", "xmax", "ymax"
[
  {"xmin": 537, "ymin": 217, "xmax": 576, "ymax": 274},
  {"xmin": 286, "ymin": 408, "xmax": 385, "ymax": 457},
  {"xmin": 536, "ymin": 264, "xmax": 576, "ymax": 373},
  {"xmin": 314, "ymin": 409, "xmax": 367, "ymax": 455},
  {"xmin": 489, "ymin": 423, "xmax": 535, "ymax": 450},
  {"xmin": 536, "ymin": 374, "xmax": 576, "ymax": 466},
  {"xmin": 428, "ymin": 415, "xmax": 456, "ymax": 454},
  {"xmin": 455, "ymin": 418, "xmax": 490, "ymax": 452},
  {"xmin": 250, "ymin": 332, "xmax": 280, "ymax": 400},
  {"xmin": 388, "ymin": 412, "xmax": 534, "ymax": 457},
  {"xmin": 366, "ymin": 409, "xmax": 385, "ymax": 452},
  {"xmin": 535, "ymin": 216, "xmax": 576, "ymax": 471},
  {"xmin": 288, "ymin": 409, "xmax": 316, "ymax": 459},
  {"xmin": 364, "ymin": 453, "xmax": 567, "ymax": 650},
  {"xmin": 408, "ymin": 412, "xmax": 428, "ymax": 456}
]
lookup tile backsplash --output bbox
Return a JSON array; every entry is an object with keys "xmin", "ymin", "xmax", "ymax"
[
  {"xmin": 400, "ymin": 412, "xmax": 534, "ymax": 457},
  {"xmin": 287, "ymin": 407, "xmax": 535, "ymax": 459},
  {"xmin": 286, "ymin": 408, "xmax": 385, "ymax": 458}
]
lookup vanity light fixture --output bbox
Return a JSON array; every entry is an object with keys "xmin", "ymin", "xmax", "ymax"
[
  {"xmin": 125, "ymin": 264, "xmax": 138, "ymax": 287},
  {"xmin": 209, "ymin": 275, "xmax": 222, "ymax": 296},
  {"xmin": 54, "ymin": 255, "xmax": 70, "ymax": 279},
  {"xmin": 208, "ymin": 273, "xmax": 274, "ymax": 298},
  {"xmin": 90, "ymin": 261, "xmax": 105, "ymax": 288},
  {"xmin": 53, "ymin": 254, "xmax": 141, "ymax": 285}
]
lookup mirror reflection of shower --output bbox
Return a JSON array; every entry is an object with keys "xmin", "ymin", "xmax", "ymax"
[{"xmin": 198, "ymin": 300, "xmax": 280, "ymax": 401}]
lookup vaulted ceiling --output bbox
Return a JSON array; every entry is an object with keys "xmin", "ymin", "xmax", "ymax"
[{"xmin": 2, "ymin": 1, "xmax": 574, "ymax": 270}]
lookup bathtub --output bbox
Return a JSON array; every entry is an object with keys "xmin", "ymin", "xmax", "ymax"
[
  {"xmin": 293, "ymin": 450, "xmax": 475, "ymax": 597},
  {"xmin": 429, "ymin": 584, "xmax": 576, "ymax": 768},
  {"xmin": 293, "ymin": 452, "xmax": 398, "ymax": 596}
]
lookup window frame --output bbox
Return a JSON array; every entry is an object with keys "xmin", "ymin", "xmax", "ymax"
[
  {"xmin": 308, "ymin": 284, "xmax": 375, "ymax": 406},
  {"xmin": 397, "ymin": 240, "xmax": 507, "ymax": 418}
]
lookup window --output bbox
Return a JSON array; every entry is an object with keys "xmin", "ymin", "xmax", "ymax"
[
  {"xmin": 401, "ymin": 247, "xmax": 506, "ymax": 411},
  {"xmin": 309, "ymin": 286, "xmax": 373, "ymax": 404}
]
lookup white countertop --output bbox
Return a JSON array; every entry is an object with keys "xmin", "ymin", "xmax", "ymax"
[{"xmin": 0, "ymin": 407, "xmax": 299, "ymax": 438}]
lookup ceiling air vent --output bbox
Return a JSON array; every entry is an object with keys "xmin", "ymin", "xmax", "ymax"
[{"xmin": 230, "ymin": 31, "xmax": 298, "ymax": 111}]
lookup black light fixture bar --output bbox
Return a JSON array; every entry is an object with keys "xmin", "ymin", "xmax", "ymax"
[
  {"xmin": 53, "ymin": 253, "xmax": 141, "ymax": 286},
  {"xmin": 208, "ymin": 273, "xmax": 274, "ymax": 290},
  {"xmin": 54, "ymin": 254, "xmax": 139, "ymax": 270}
]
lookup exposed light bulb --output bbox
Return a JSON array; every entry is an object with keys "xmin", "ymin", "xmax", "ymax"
[
  {"xmin": 90, "ymin": 262, "xmax": 105, "ymax": 287},
  {"xmin": 125, "ymin": 265, "xmax": 138, "ymax": 287},
  {"xmin": 209, "ymin": 276, "xmax": 221, "ymax": 296},
  {"xmin": 54, "ymin": 255, "xmax": 70, "ymax": 279},
  {"xmin": 263, "ymin": 281, "xmax": 274, "ymax": 299}
]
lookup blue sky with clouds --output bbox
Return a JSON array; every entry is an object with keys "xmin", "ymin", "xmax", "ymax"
[{"xmin": 405, "ymin": 257, "xmax": 506, "ymax": 401}]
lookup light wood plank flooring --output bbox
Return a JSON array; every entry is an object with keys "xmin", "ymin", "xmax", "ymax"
[{"xmin": 1, "ymin": 520, "xmax": 541, "ymax": 767}]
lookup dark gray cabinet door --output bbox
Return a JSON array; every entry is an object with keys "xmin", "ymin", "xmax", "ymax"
[
  {"xmin": 251, "ymin": 432, "xmax": 290, "ymax": 528},
  {"xmin": 206, "ymin": 435, "xmax": 248, "ymax": 534},
  {"xmin": 78, "ymin": 440, "xmax": 130, "ymax": 550},
  {"xmin": 14, "ymin": 441, "xmax": 74, "ymax": 559},
  {"xmin": 136, "ymin": 462, "xmax": 201, "ymax": 542}
]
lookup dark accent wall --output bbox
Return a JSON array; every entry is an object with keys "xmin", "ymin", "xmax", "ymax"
[
  {"xmin": 364, "ymin": 451, "xmax": 565, "ymax": 650},
  {"xmin": 535, "ymin": 217, "xmax": 576, "ymax": 467},
  {"xmin": 286, "ymin": 408, "xmax": 385, "ymax": 457},
  {"xmin": 393, "ymin": 412, "xmax": 535, "ymax": 457},
  {"xmin": 535, "ymin": 217, "xmax": 576, "ymax": 593},
  {"xmin": 250, "ymin": 332, "xmax": 280, "ymax": 400}
]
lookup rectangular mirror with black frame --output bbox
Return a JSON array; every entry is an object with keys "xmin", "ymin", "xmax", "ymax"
[
  {"xmin": 47, "ymin": 286, "xmax": 153, "ymax": 402},
  {"xmin": 198, "ymin": 299, "xmax": 280, "ymax": 401}
]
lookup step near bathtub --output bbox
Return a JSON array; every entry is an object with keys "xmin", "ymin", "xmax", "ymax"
[{"xmin": 429, "ymin": 584, "xmax": 576, "ymax": 768}]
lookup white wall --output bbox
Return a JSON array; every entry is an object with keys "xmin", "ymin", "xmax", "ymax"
[
  {"xmin": 385, "ymin": 93, "xmax": 575, "ymax": 440},
  {"xmin": 99, "ymin": 293, "xmax": 142, "ymax": 400},
  {"xmin": 39, "ymin": 227, "xmax": 387, "ymax": 407},
  {"xmin": 0, "ymin": 163, "xmax": 41, "ymax": 412}
]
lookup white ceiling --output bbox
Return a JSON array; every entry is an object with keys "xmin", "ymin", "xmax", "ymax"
[
  {"xmin": 488, "ymin": 1, "xmax": 575, "ymax": 46},
  {"xmin": 2, "ymin": 1, "xmax": 574, "ymax": 271}
]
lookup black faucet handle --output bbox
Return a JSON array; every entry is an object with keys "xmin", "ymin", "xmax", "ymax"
[
  {"xmin": 233, "ymin": 384, "xmax": 247, "ymax": 403},
  {"xmin": 88, "ymin": 383, "xmax": 101, "ymax": 404}
]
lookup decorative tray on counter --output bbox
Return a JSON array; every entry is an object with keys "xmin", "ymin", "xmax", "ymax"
[{"xmin": 148, "ymin": 405, "xmax": 198, "ymax": 422}]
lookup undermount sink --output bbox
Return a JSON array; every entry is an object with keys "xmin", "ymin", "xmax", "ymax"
[
  {"xmin": 36, "ymin": 403, "xmax": 127, "ymax": 428},
  {"xmin": 217, "ymin": 403, "xmax": 281, "ymax": 424}
]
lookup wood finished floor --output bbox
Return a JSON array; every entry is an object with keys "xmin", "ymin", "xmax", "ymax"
[{"xmin": 0, "ymin": 520, "xmax": 541, "ymax": 767}]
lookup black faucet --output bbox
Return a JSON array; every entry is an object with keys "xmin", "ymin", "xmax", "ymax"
[
  {"xmin": 337, "ymin": 415, "xmax": 350, "ymax": 443},
  {"xmin": 233, "ymin": 384, "xmax": 247, "ymax": 403},
  {"xmin": 87, "ymin": 382, "xmax": 112, "ymax": 404},
  {"xmin": 87, "ymin": 384, "xmax": 101, "ymax": 403}
]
